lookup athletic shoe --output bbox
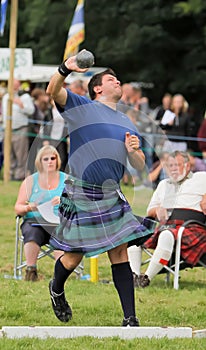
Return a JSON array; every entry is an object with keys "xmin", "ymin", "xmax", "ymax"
[
  {"xmin": 49, "ymin": 280, "xmax": 72, "ymax": 323},
  {"xmin": 139, "ymin": 274, "xmax": 150, "ymax": 288},
  {"xmin": 122, "ymin": 316, "xmax": 140, "ymax": 327},
  {"xmin": 25, "ymin": 267, "xmax": 38, "ymax": 281}
]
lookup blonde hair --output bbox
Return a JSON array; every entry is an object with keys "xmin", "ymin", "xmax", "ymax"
[
  {"xmin": 171, "ymin": 94, "xmax": 189, "ymax": 113},
  {"xmin": 35, "ymin": 145, "xmax": 61, "ymax": 172}
]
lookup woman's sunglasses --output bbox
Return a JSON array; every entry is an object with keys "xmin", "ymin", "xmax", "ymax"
[{"xmin": 42, "ymin": 156, "xmax": 57, "ymax": 161}]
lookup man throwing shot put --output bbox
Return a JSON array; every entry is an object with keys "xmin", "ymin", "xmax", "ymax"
[{"xmin": 46, "ymin": 51, "xmax": 153, "ymax": 326}]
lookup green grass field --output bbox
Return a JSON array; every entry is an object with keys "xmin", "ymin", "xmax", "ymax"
[{"xmin": 0, "ymin": 180, "xmax": 205, "ymax": 349}]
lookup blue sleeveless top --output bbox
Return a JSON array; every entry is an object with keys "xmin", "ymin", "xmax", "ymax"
[{"xmin": 24, "ymin": 171, "xmax": 66, "ymax": 220}]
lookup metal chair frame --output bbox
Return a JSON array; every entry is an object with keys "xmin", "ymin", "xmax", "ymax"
[
  {"xmin": 141, "ymin": 219, "xmax": 206, "ymax": 290},
  {"xmin": 14, "ymin": 216, "xmax": 84, "ymax": 280}
]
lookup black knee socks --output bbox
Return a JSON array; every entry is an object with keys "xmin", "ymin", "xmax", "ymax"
[
  {"xmin": 111, "ymin": 261, "xmax": 135, "ymax": 319},
  {"xmin": 52, "ymin": 259, "xmax": 135, "ymax": 318},
  {"xmin": 52, "ymin": 257, "xmax": 74, "ymax": 294}
]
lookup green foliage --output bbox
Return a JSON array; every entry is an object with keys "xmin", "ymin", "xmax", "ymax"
[
  {"xmin": 1, "ymin": 0, "xmax": 206, "ymax": 110},
  {"xmin": 174, "ymin": 0, "xmax": 206, "ymax": 15}
]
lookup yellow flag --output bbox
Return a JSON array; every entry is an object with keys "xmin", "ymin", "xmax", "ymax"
[{"xmin": 63, "ymin": 0, "xmax": 85, "ymax": 60}]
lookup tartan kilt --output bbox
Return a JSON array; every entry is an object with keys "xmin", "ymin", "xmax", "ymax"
[
  {"xmin": 50, "ymin": 176, "xmax": 153, "ymax": 257},
  {"xmin": 144, "ymin": 220, "xmax": 206, "ymax": 266}
]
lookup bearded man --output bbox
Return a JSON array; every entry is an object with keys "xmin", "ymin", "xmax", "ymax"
[{"xmin": 134, "ymin": 150, "xmax": 206, "ymax": 287}]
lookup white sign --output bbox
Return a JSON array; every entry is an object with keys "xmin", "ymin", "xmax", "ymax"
[
  {"xmin": 161, "ymin": 110, "xmax": 176, "ymax": 125},
  {"xmin": 37, "ymin": 201, "xmax": 60, "ymax": 224},
  {"xmin": 0, "ymin": 48, "xmax": 33, "ymax": 80}
]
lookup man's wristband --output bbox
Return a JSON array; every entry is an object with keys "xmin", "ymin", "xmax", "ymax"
[{"xmin": 58, "ymin": 61, "xmax": 72, "ymax": 77}]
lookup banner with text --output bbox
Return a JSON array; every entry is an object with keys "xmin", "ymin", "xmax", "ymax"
[{"xmin": 0, "ymin": 48, "xmax": 33, "ymax": 80}]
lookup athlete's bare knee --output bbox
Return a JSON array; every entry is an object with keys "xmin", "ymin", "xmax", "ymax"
[
  {"xmin": 108, "ymin": 243, "xmax": 128, "ymax": 264},
  {"xmin": 61, "ymin": 252, "xmax": 83, "ymax": 270}
]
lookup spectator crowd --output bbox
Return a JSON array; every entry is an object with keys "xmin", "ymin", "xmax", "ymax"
[{"xmin": 0, "ymin": 77, "xmax": 206, "ymax": 185}]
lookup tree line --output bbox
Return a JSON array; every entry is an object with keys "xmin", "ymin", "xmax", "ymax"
[{"xmin": 1, "ymin": 0, "xmax": 206, "ymax": 114}]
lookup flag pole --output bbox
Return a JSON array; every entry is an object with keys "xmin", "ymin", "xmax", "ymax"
[{"xmin": 3, "ymin": 0, "xmax": 18, "ymax": 183}]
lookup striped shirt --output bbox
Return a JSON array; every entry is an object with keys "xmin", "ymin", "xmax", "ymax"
[{"xmin": 56, "ymin": 91, "xmax": 142, "ymax": 185}]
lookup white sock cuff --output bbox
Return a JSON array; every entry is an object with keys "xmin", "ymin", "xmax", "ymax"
[
  {"xmin": 128, "ymin": 246, "xmax": 142, "ymax": 275},
  {"xmin": 158, "ymin": 230, "xmax": 175, "ymax": 253}
]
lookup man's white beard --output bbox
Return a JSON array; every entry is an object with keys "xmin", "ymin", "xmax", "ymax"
[{"xmin": 172, "ymin": 167, "xmax": 187, "ymax": 183}]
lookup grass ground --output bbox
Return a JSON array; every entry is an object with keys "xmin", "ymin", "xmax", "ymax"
[{"xmin": 0, "ymin": 180, "xmax": 205, "ymax": 349}]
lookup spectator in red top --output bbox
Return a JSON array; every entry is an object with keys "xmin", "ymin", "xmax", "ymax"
[{"xmin": 197, "ymin": 117, "xmax": 206, "ymax": 163}]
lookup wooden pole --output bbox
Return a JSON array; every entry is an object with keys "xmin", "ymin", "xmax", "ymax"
[{"xmin": 3, "ymin": 0, "xmax": 18, "ymax": 183}]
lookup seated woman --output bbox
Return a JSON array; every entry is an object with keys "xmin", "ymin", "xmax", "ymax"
[{"xmin": 15, "ymin": 145, "xmax": 67, "ymax": 281}]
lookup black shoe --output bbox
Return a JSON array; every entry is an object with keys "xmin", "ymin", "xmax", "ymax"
[
  {"xmin": 139, "ymin": 274, "xmax": 150, "ymax": 288},
  {"xmin": 49, "ymin": 280, "xmax": 72, "ymax": 323},
  {"xmin": 122, "ymin": 316, "xmax": 140, "ymax": 327}
]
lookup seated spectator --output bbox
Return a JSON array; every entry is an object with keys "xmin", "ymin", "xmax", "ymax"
[
  {"xmin": 130, "ymin": 151, "xmax": 206, "ymax": 287},
  {"xmin": 15, "ymin": 145, "xmax": 67, "ymax": 281},
  {"xmin": 188, "ymin": 149, "xmax": 206, "ymax": 172},
  {"xmin": 147, "ymin": 151, "xmax": 169, "ymax": 190}
]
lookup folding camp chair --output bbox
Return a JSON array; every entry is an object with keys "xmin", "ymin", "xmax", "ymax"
[
  {"xmin": 141, "ymin": 219, "xmax": 206, "ymax": 290},
  {"xmin": 14, "ymin": 216, "xmax": 84, "ymax": 280}
]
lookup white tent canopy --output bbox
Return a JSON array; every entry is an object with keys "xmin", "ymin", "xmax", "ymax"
[
  {"xmin": 0, "ymin": 64, "xmax": 105, "ymax": 84},
  {"xmin": 30, "ymin": 65, "xmax": 105, "ymax": 83}
]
